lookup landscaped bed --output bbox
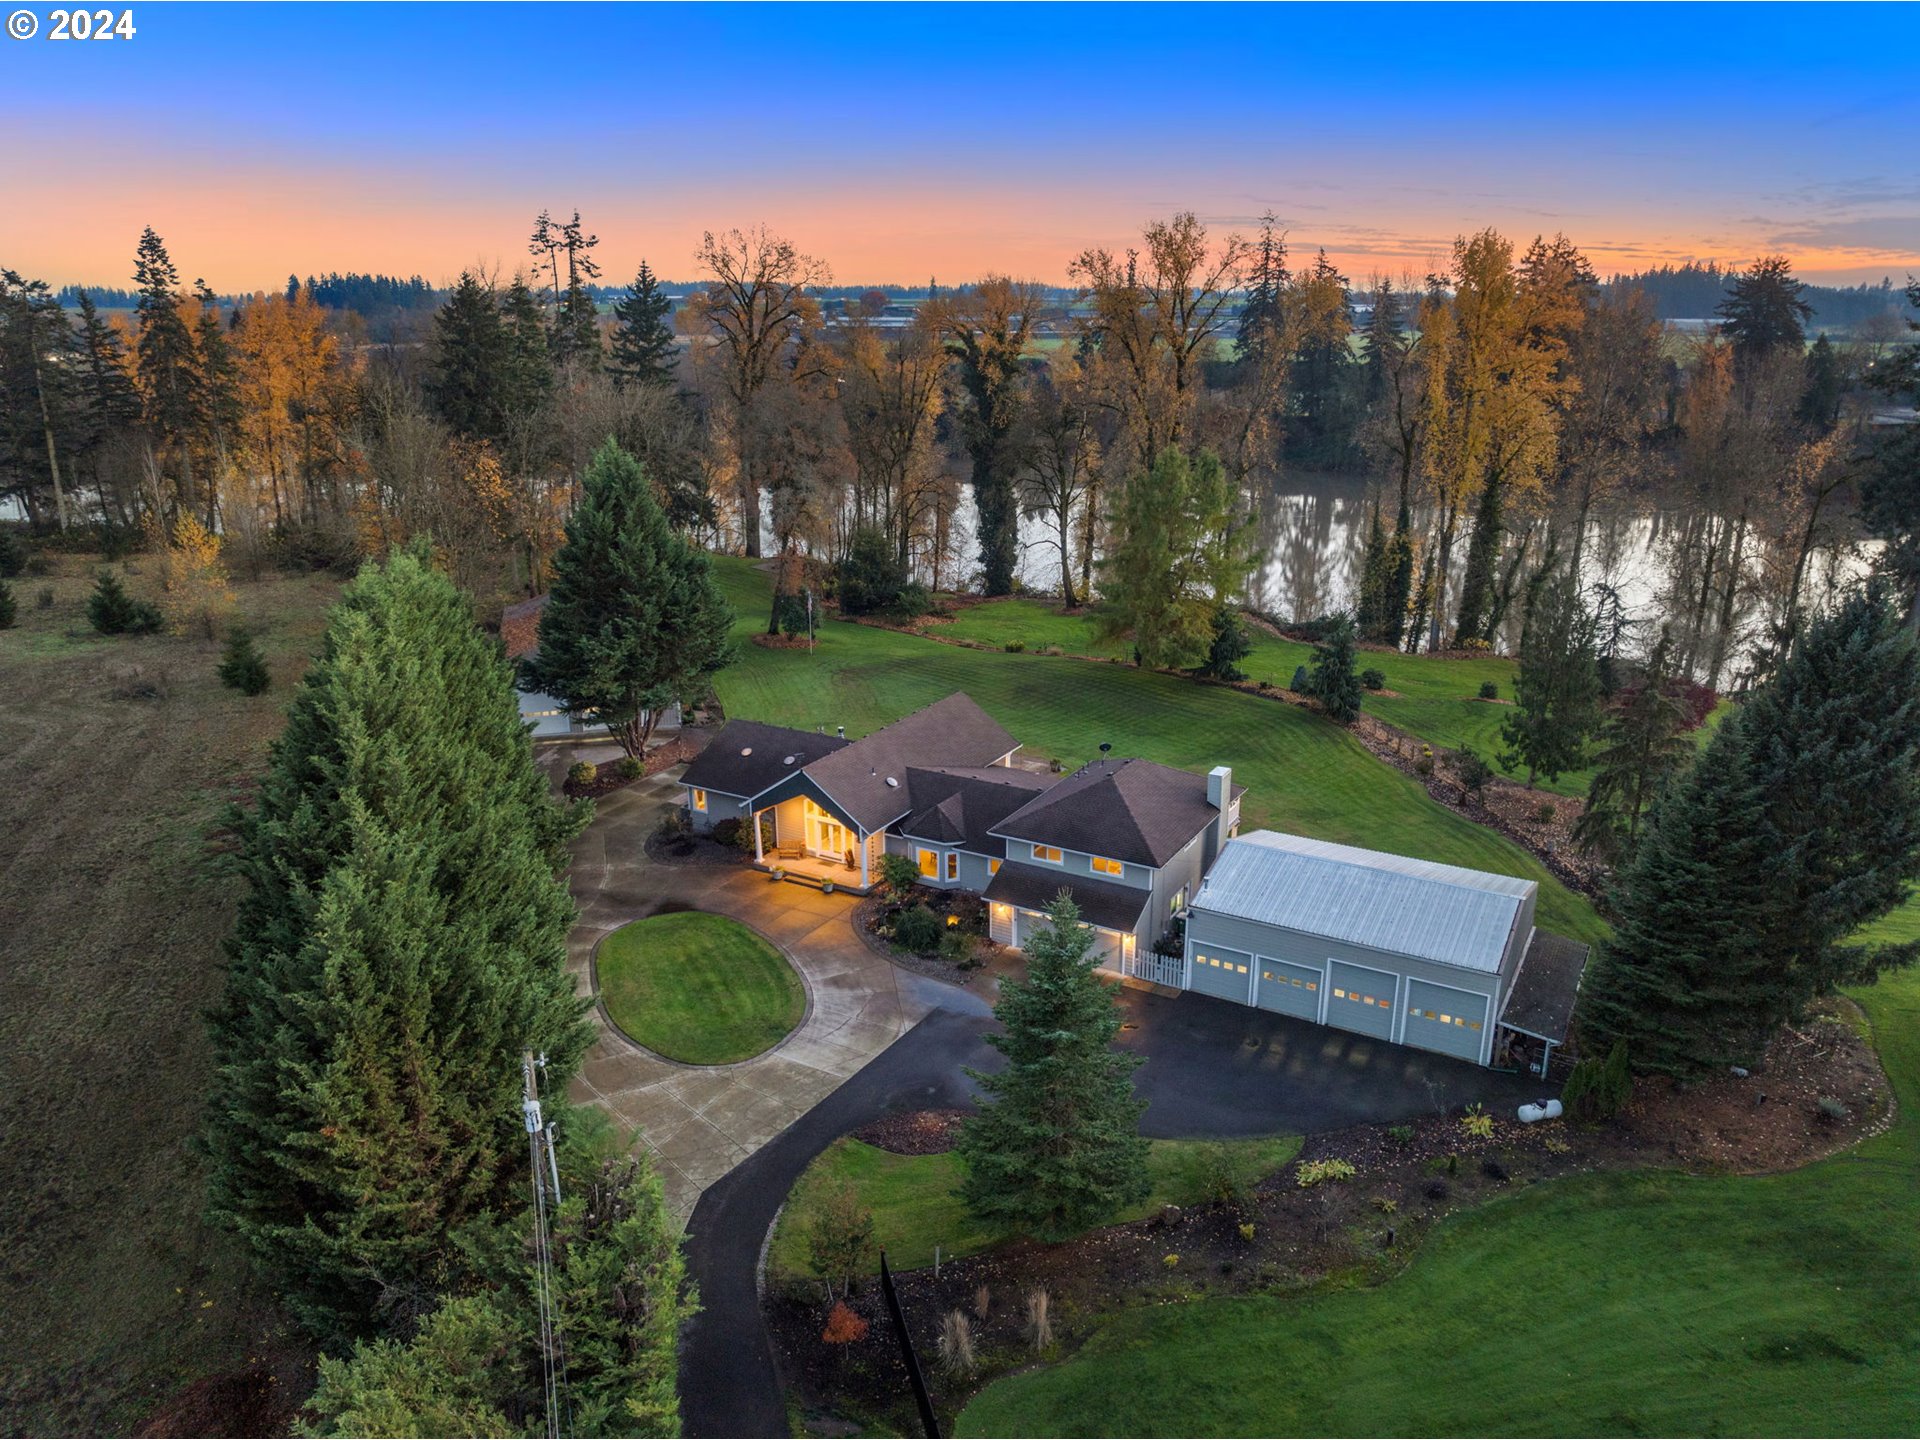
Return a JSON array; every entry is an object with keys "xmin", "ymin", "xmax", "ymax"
[
  {"xmin": 766, "ymin": 1004, "xmax": 1894, "ymax": 1436},
  {"xmin": 594, "ymin": 912, "xmax": 805, "ymax": 1065}
]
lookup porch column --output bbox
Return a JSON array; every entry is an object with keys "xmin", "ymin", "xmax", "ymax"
[
  {"xmin": 860, "ymin": 832, "xmax": 870, "ymax": 889},
  {"xmin": 753, "ymin": 808, "xmax": 764, "ymax": 863}
]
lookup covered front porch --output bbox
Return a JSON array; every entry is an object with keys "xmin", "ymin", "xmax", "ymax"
[{"xmin": 750, "ymin": 793, "xmax": 885, "ymax": 894}]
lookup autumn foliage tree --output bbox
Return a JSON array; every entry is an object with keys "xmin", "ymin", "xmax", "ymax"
[{"xmin": 157, "ymin": 512, "xmax": 234, "ymax": 639}]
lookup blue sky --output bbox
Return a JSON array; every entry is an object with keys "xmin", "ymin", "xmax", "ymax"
[{"xmin": 2, "ymin": 2, "xmax": 1915, "ymax": 289}]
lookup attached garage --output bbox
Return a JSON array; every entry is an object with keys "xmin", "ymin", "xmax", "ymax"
[
  {"xmin": 1184, "ymin": 830, "xmax": 1567, "ymax": 1070},
  {"xmin": 1403, "ymin": 978, "xmax": 1489, "ymax": 1063},
  {"xmin": 1326, "ymin": 959, "xmax": 1398, "ymax": 1040},
  {"xmin": 1254, "ymin": 957, "xmax": 1321, "ymax": 1019},
  {"xmin": 1190, "ymin": 945, "xmax": 1253, "ymax": 1002},
  {"xmin": 1013, "ymin": 907, "xmax": 1127, "ymax": 970}
]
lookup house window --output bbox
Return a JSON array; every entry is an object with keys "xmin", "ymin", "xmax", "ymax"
[
  {"xmin": 1031, "ymin": 844, "xmax": 1063, "ymax": 864},
  {"xmin": 945, "ymin": 852, "xmax": 959, "ymax": 881},
  {"xmin": 1170, "ymin": 886, "xmax": 1188, "ymax": 915},
  {"xmin": 1091, "ymin": 855, "xmax": 1123, "ymax": 876},
  {"xmin": 691, "ymin": 789, "xmax": 708, "ymax": 812},
  {"xmin": 989, "ymin": 859, "xmax": 1002, "ymax": 876},
  {"xmin": 918, "ymin": 849, "xmax": 938, "ymax": 877}
]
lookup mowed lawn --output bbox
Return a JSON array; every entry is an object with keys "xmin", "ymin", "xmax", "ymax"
[
  {"xmin": 595, "ymin": 912, "xmax": 805, "ymax": 1065},
  {"xmin": 768, "ymin": 1134, "xmax": 1301, "ymax": 1278},
  {"xmin": 711, "ymin": 561, "xmax": 1606, "ymax": 942},
  {"xmin": 959, "ymin": 961, "xmax": 1920, "ymax": 1437}
]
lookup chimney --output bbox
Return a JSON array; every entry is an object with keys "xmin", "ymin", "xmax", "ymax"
[{"xmin": 1206, "ymin": 765, "xmax": 1233, "ymax": 867}]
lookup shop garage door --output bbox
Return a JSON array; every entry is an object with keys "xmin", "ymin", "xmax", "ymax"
[
  {"xmin": 1189, "ymin": 945, "xmax": 1252, "ymax": 1002},
  {"xmin": 1255, "ymin": 957, "xmax": 1321, "ymax": 1019},
  {"xmin": 1325, "ymin": 960, "xmax": 1397, "ymax": 1040},
  {"xmin": 1403, "ymin": 979, "xmax": 1489, "ymax": 1063}
]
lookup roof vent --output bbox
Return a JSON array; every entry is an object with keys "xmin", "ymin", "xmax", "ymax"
[
  {"xmin": 783, "ymin": 755, "xmax": 796, "ymax": 766},
  {"xmin": 740, "ymin": 746, "xmax": 753, "ymax": 757},
  {"xmin": 885, "ymin": 776, "xmax": 899, "ymax": 788}
]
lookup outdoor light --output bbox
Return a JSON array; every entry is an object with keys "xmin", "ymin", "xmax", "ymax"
[{"xmin": 946, "ymin": 914, "xmax": 959, "ymax": 927}]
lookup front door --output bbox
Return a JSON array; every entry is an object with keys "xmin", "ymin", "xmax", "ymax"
[{"xmin": 805, "ymin": 800, "xmax": 849, "ymax": 862}]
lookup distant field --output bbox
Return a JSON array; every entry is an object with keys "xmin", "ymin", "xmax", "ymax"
[{"xmin": 710, "ymin": 560, "xmax": 1606, "ymax": 942}]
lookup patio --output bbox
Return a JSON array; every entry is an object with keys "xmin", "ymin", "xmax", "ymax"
[{"xmin": 756, "ymin": 847, "xmax": 869, "ymax": 893}]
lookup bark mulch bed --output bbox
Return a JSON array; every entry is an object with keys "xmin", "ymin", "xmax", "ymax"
[
  {"xmin": 560, "ymin": 733, "xmax": 705, "ymax": 801},
  {"xmin": 850, "ymin": 889, "xmax": 1000, "ymax": 988},
  {"xmin": 853, "ymin": 1108, "xmax": 969, "ymax": 1155},
  {"xmin": 768, "ymin": 1005, "xmax": 1891, "ymax": 1436}
]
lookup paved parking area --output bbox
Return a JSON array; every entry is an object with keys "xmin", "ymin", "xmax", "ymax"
[{"xmin": 563, "ymin": 770, "xmax": 946, "ymax": 1224}]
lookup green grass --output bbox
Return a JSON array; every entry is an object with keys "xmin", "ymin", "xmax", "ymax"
[
  {"xmin": 957, "ymin": 961, "xmax": 1920, "ymax": 1437},
  {"xmin": 594, "ymin": 912, "xmax": 805, "ymax": 1065},
  {"xmin": 769, "ymin": 1134, "xmax": 1301, "ymax": 1278},
  {"xmin": 712, "ymin": 560, "xmax": 1606, "ymax": 942}
]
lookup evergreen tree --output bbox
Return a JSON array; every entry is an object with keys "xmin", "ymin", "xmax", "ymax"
[
  {"xmin": 524, "ymin": 440, "xmax": 735, "ymax": 757},
  {"xmin": 1451, "ymin": 475, "xmax": 1504, "ymax": 645},
  {"xmin": 1381, "ymin": 499, "xmax": 1415, "ymax": 651},
  {"xmin": 1198, "ymin": 603, "xmax": 1249, "ymax": 681},
  {"xmin": 1859, "ymin": 279, "xmax": 1920, "ymax": 624},
  {"xmin": 86, "ymin": 568, "xmax": 161, "ymax": 634},
  {"xmin": 132, "ymin": 227, "xmax": 204, "ymax": 506},
  {"xmin": 1355, "ymin": 502, "xmax": 1391, "ymax": 643},
  {"xmin": 203, "ymin": 548, "xmax": 592, "ymax": 1337},
  {"xmin": 608, "ymin": 262, "xmax": 677, "ymax": 391},
  {"xmin": 835, "ymin": 523, "xmax": 914, "ymax": 617},
  {"xmin": 192, "ymin": 279, "xmax": 242, "ymax": 474},
  {"xmin": 500, "ymin": 275, "xmax": 557, "ymax": 419},
  {"xmin": 1797, "ymin": 333, "xmax": 1844, "ymax": 431},
  {"xmin": 1716, "ymin": 254, "xmax": 1812, "ymax": 369},
  {"xmin": 1287, "ymin": 249, "xmax": 1358, "ymax": 466},
  {"xmin": 1236, "ymin": 212, "xmax": 1289, "ymax": 371},
  {"xmin": 1360, "ymin": 275, "xmax": 1404, "ymax": 406},
  {"xmin": 0, "ymin": 578, "xmax": 15, "ymax": 630},
  {"xmin": 217, "ymin": 625, "xmax": 271, "ymax": 694},
  {"xmin": 1578, "ymin": 720, "xmax": 1785, "ymax": 1077},
  {"xmin": 1572, "ymin": 626, "xmax": 1690, "ymax": 864},
  {"xmin": 1305, "ymin": 611, "xmax": 1363, "ymax": 724},
  {"xmin": 551, "ymin": 210, "xmax": 604, "ymax": 367},
  {"xmin": 956, "ymin": 894, "xmax": 1149, "ymax": 1241},
  {"xmin": 1500, "ymin": 569, "xmax": 1600, "ymax": 785},
  {"xmin": 426, "ymin": 271, "xmax": 509, "ymax": 440},
  {"xmin": 74, "ymin": 290, "xmax": 142, "ymax": 452},
  {"xmin": 1406, "ymin": 549, "xmax": 1436, "ymax": 654}
]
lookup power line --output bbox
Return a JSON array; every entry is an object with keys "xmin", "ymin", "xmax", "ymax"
[{"xmin": 523, "ymin": 1052, "xmax": 573, "ymax": 1439}]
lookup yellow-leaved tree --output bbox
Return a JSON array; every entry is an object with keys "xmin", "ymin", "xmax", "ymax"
[{"xmin": 159, "ymin": 513, "xmax": 234, "ymax": 639}]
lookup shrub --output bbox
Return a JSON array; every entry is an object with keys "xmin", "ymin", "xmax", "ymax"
[
  {"xmin": 712, "ymin": 816, "xmax": 752, "ymax": 852},
  {"xmin": 567, "ymin": 760, "xmax": 598, "ymax": 788},
  {"xmin": 1361, "ymin": 668, "xmax": 1387, "ymax": 691},
  {"xmin": 1295, "ymin": 1158, "xmax": 1355, "ymax": 1188},
  {"xmin": 1290, "ymin": 664, "xmax": 1310, "ymax": 693},
  {"xmin": 1562, "ymin": 1039, "xmax": 1633, "ymax": 1124},
  {"xmin": 1414, "ymin": 744, "xmax": 1435, "ymax": 777},
  {"xmin": 1478, "ymin": 679, "xmax": 1499, "ymax": 700},
  {"xmin": 937, "ymin": 928, "xmax": 976, "ymax": 967},
  {"xmin": 1025, "ymin": 1288, "xmax": 1054, "ymax": 1352},
  {"xmin": 807, "ymin": 1181, "xmax": 875, "ymax": 1297},
  {"xmin": 1816, "ymin": 1096, "xmax": 1850, "ymax": 1123},
  {"xmin": 893, "ymin": 904, "xmax": 943, "ymax": 954},
  {"xmin": 1456, "ymin": 746, "xmax": 1494, "ymax": 794},
  {"xmin": 821, "ymin": 1301, "xmax": 868, "ymax": 1345},
  {"xmin": 937, "ymin": 1310, "xmax": 976, "ymax": 1377},
  {"xmin": 1162, "ymin": 1253, "xmax": 1180, "ymax": 1268},
  {"xmin": 1237, "ymin": 1222, "xmax": 1256, "ymax": 1242},
  {"xmin": 1534, "ymin": 801, "xmax": 1557, "ymax": 824},
  {"xmin": 0, "ymin": 579, "xmax": 15, "ymax": 630},
  {"xmin": 1460, "ymin": 1103, "xmax": 1494, "ymax": 1140},
  {"xmin": 1004, "ymin": 640, "xmax": 1025, "ymax": 653},
  {"xmin": 878, "ymin": 852, "xmax": 920, "ymax": 899},
  {"xmin": 1373, "ymin": 1196, "xmax": 1399, "ymax": 1215},
  {"xmin": 614, "ymin": 756, "xmax": 644, "ymax": 781},
  {"xmin": 36, "ymin": 585, "xmax": 53, "ymax": 609},
  {"xmin": 87, "ymin": 570, "xmax": 162, "ymax": 635},
  {"xmin": 1386, "ymin": 1124, "xmax": 1414, "ymax": 1146},
  {"xmin": 216, "ymin": 627, "xmax": 271, "ymax": 695},
  {"xmin": 0, "ymin": 527, "xmax": 24, "ymax": 578},
  {"xmin": 1461, "ymin": 638, "xmax": 1491, "ymax": 654},
  {"xmin": 1199, "ymin": 1140, "xmax": 1262, "ymax": 1208}
]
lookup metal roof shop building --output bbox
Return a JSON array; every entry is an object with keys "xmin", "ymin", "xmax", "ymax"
[{"xmin": 1183, "ymin": 830, "xmax": 1586, "ymax": 1070}]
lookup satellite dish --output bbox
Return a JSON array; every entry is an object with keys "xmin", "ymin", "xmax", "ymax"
[
  {"xmin": 1099, "ymin": 742, "xmax": 1113, "ymax": 755},
  {"xmin": 740, "ymin": 746, "xmax": 753, "ymax": 757},
  {"xmin": 783, "ymin": 755, "xmax": 796, "ymax": 766},
  {"xmin": 885, "ymin": 776, "xmax": 899, "ymax": 788}
]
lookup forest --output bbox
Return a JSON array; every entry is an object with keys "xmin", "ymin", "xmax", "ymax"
[{"xmin": 4, "ymin": 210, "xmax": 1919, "ymax": 700}]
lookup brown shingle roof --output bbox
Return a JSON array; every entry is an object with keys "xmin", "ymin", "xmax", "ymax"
[
  {"xmin": 678, "ymin": 720, "xmax": 850, "ymax": 801},
  {"xmin": 802, "ymin": 693, "xmax": 1019, "ymax": 831},
  {"xmin": 992, "ymin": 757, "xmax": 1238, "ymax": 869},
  {"xmin": 983, "ymin": 862, "xmax": 1149, "ymax": 934},
  {"xmin": 900, "ymin": 766, "xmax": 1056, "ymax": 855}
]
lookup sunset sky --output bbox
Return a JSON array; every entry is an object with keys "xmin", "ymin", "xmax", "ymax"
[{"xmin": 3, "ymin": 1, "xmax": 1916, "ymax": 293}]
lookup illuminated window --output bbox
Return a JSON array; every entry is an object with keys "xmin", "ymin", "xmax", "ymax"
[
  {"xmin": 1470, "ymin": 1020, "xmax": 1483, "ymax": 1030},
  {"xmin": 1091, "ymin": 855, "xmax": 1123, "ymax": 876},
  {"xmin": 1171, "ymin": 886, "xmax": 1188, "ymax": 914},
  {"xmin": 1032, "ymin": 844, "xmax": 1063, "ymax": 864},
  {"xmin": 1333, "ymin": 988, "xmax": 1348, "ymax": 1000},
  {"xmin": 1235, "ymin": 963, "xmax": 1247, "ymax": 974},
  {"xmin": 1439, "ymin": 1013, "xmax": 1452, "ymax": 1025},
  {"xmin": 945, "ymin": 852, "xmax": 959, "ymax": 881},
  {"xmin": 989, "ymin": 859, "xmax": 1002, "ymax": 875},
  {"xmin": 918, "ymin": 849, "xmax": 938, "ymax": 877},
  {"xmin": 692, "ymin": 789, "xmax": 708, "ymax": 812}
]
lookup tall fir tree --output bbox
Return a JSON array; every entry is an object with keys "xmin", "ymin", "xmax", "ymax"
[
  {"xmin": 1355, "ymin": 501, "xmax": 1392, "ymax": 643},
  {"xmin": 1360, "ymin": 275, "xmax": 1404, "ymax": 406},
  {"xmin": 132, "ymin": 227, "xmax": 204, "ymax": 510},
  {"xmin": 1381, "ymin": 500, "xmax": 1416, "ymax": 651},
  {"xmin": 192, "ymin": 280, "xmax": 243, "ymax": 497},
  {"xmin": 500, "ymin": 275, "xmax": 556, "ymax": 419},
  {"xmin": 1572, "ymin": 626, "xmax": 1690, "ymax": 865},
  {"xmin": 1716, "ymin": 254, "xmax": 1812, "ymax": 369},
  {"xmin": 1500, "ymin": 568, "xmax": 1600, "ymax": 785},
  {"xmin": 956, "ymin": 894, "xmax": 1149, "ymax": 1241},
  {"xmin": 608, "ymin": 262, "xmax": 677, "ymax": 391},
  {"xmin": 426, "ymin": 271, "xmax": 510, "ymax": 440},
  {"xmin": 551, "ymin": 210, "xmax": 604, "ymax": 367},
  {"xmin": 1236, "ymin": 212, "xmax": 1289, "ymax": 371},
  {"xmin": 203, "ymin": 547, "xmax": 592, "ymax": 1337},
  {"xmin": 1305, "ymin": 611, "xmax": 1363, "ymax": 724},
  {"xmin": 524, "ymin": 439, "xmax": 735, "ymax": 756},
  {"xmin": 1578, "ymin": 718, "xmax": 1781, "ymax": 1077},
  {"xmin": 1797, "ymin": 332, "xmax": 1844, "ymax": 431}
]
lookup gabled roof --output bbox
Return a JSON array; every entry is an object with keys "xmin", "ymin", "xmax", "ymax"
[
  {"xmin": 899, "ymin": 766, "xmax": 1056, "ymax": 855},
  {"xmin": 801, "ymin": 693, "xmax": 1019, "ymax": 832},
  {"xmin": 991, "ymin": 757, "xmax": 1237, "ymax": 869},
  {"xmin": 1193, "ymin": 830, "xmax": 1534, "ymax": 974},
  {"xmin": 678, "ymin": 720, "xmax": 850, "ymax": 801},
  {"xmin": 983, "ymin": 861, "xmax": 1150, "ymax": 934}
]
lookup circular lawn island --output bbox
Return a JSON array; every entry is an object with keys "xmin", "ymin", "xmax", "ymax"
[{"xmin": 595, "ymin": 912, "xmax": 806, "ymax": 1065}]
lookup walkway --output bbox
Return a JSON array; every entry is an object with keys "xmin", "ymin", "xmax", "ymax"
[{"xmin": 564, "ymin": 768, "xmax": 959, "ymax": 1224}]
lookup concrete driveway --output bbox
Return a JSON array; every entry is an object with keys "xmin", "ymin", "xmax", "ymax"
[{"xmin": 563, "ymin": 768, "xmax": 965, "ymax": 1224}]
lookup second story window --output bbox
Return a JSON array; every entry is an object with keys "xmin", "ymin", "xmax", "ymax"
[
  {"xmin": 1090, "ymin": 855, "xmax": 1123, "ymax": 876},
  {"xmin": 1031, "ymin": 844, "xmax": 1063, "ymax": 864}
]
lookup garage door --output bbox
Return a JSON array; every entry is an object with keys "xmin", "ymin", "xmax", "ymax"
[
  {"xmin": 1403, "ymin": 979, "xmax": 1489, "ymax": 1063},
  {"xmin": 1255, "ymin": 957, "xmax": 1322, "ymax": 1019},
  {"xmin": 1189, "ymin": 945, "xmax": 1252, "ymax": 1002},
  {"xmin": 1326, "ymin": 960, "xmax": 1397, "ymax": 1040},
  {"xmin": 1015, "ymin": 911, "xmax": 1125, "ymax": 970}
]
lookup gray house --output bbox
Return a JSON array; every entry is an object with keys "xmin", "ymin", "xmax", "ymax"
[{"xmin": 1183, "ymin": 830, "xmax": 1584, "ymax": 1070}]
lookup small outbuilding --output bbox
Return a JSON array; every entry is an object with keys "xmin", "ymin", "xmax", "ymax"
[{"xmin": 1183, "ymin": 830, "xmax": 1585, "ymax": 1069}]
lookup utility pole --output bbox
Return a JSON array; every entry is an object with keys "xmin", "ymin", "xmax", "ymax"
[{"xmin": 523, "ymin": 1053, "xmax": 568, "ymax": 1439}]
